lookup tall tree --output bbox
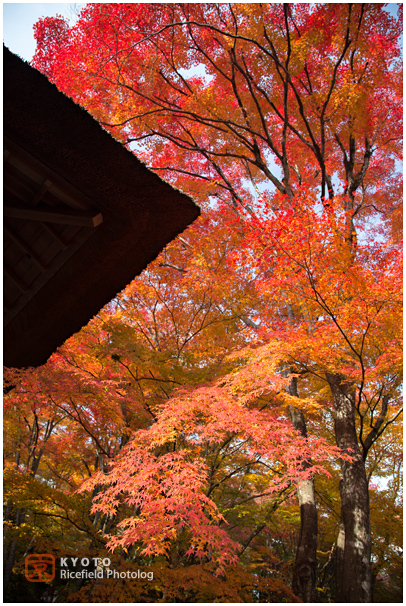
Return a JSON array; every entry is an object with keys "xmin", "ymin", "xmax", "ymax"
[
  {"xmin": 4, "ymin": 209, "xmax": 340, "ymax": 601},
  {"xmin": 30, "ymin": 3, "xmax": 403, "ymax": 602},
  {"xmin": 236, "ymin": 188, "xmax": 402, "ymax": 601}
]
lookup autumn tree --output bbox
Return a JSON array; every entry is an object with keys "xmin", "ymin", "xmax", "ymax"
[
  {"xmin": 26, "ymin": 3, "xmax": 403, "ymax": 602},
  {"xmin": 4, "ymin": 208, "xmax": 338, "ymax": 602}
]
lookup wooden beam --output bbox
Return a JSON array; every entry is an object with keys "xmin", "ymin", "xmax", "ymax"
[
  {"xmin": 4, "ymin": 203, "xmax": 103, "ymax": 227},
  {"xmin": 4, "ymin": 224, "xmax": 48, "ymax": 271},
  {"xmin": 4, "ymin": 137, "xmax": 96, "ymax": 211},
  {"xmin": 41, "ymin": 222, "xmax": 69, "ymax": 250},
  {"xmin": 4, "ymin": 266, "xmax": 28, "ymax": 293},
  {"xmin": 31, "ymin": 179, "xmax": 53, "ymax": 206}
]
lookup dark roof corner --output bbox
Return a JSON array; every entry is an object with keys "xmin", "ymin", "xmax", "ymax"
[{"xmin": 4, "ymin": 46, "xmax": 200, "ymax": 368}]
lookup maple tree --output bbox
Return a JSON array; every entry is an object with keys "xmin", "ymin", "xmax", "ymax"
[
  {"xmin": 4, "ymin": 2, "xmax": 402, "ymax": 603},
  {"xmin": 3, "ymin": 204, "xmax": 402, "ymax": 601},
  {"xmin": 236, "ymin": 188, "xmax": 402, "ymax": 601},
  {"xmin": 4, "ymin": 209, "xmax": 339, "ymax": 602}
]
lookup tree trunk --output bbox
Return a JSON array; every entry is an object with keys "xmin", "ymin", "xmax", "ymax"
[
  {"xmin": 3, "ymin": 508, "xmax": 26, "ymax": 596},
  {"xmin": 327, "ymin": 373, "xmax": 372, "ymax": 602},
  {"xmin": 336, "ymin": 519, "xmax": 345, "ymax": 596},
  {"xmin": 3, "ymin": 536, "xmax": 18, "ymax": 596},
  {"xmin": 285, "ymin": 364, "xmax": 317, "ymax": 602},
  {"xmin": 289, "ymin": 405, "xmax": 318, "ymax": 603},
  {"xmin": 4, "ymin": 440, "xmax": 50, "ymax": 595}
]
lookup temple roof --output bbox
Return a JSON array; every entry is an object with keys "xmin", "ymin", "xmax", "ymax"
[{"xmin": 4, "ymin": 47, "xmax": 200, "ymax": 368}]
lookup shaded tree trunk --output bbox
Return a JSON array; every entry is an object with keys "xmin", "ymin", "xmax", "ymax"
[
  {"xmin": 336, "ymin": 519, "xmax": 345, "ymax": 597},
  {"xmin": 287, "ymin": 378, "xmax": 318, "ymax": 603},
  {"xmin": 3, "ymin": 536, "xmax": 19, "ymax": 595},
  {"xmin": 3, "ymin": 417, "xmax": 55, "ymax": 595},
  {"xmin": 327, "ymin": 373, "xmax": 372, "ymax": 602},
  {"xmin": 294, "ymin": 481, "xmax": 318, "ymax": 601},
  {"xmin": 3, "ymin": 508, "xmax": 26, "ymax": 595}
]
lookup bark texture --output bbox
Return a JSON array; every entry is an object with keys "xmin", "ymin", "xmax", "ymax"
[
  {"xmin": 327, "ymin": 373, "xmax": 372, "ymax": 602},
  {"xmin": 288, "ymin": 379, "xmax": 318, "ymax": 603},
  {"xmin": 292, "ymin": 474, "xmax": 318, "ymax": 602},
  {"xmin": 3, "ymin": 509, "xmax": 26, "ymax": 595}
]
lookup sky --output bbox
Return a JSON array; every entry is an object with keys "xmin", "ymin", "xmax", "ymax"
[{"xmin": 3, "ymin": 3, "xmax": 85, "ymax": 61}]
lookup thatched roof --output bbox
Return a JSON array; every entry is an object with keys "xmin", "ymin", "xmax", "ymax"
[{"xmin": 4, "ymin": 47, "xmax": 200, "ymax": 368}]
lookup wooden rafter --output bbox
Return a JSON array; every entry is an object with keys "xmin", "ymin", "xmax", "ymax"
[
  {"xmin": 40, "ymin": 222, "xmax": 69, "ymax": 250},
  {"xmin": 4, "ymin": 266, "xmax": 28, "ymax": 293},
  {"xmin": 4, "ymin": 203, "xmax": 103, "ymax": 227},
  {"xmin": 4, "ymin": 224, "xmax": 48, "ymax": 271},
  {"xmin": 31, "ymin": 179, "xmax": 53, "ymax": 206}
]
